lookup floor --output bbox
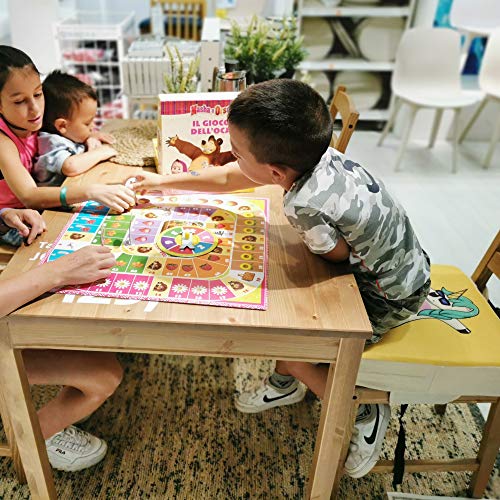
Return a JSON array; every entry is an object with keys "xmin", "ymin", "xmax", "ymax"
[{"xmin": 347, "ymin": 131, "xmax": 500, "ymax": 420}]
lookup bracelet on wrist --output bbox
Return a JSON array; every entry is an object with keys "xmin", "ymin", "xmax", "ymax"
[{"xmin": 59, "ymin": 186, "xmax": 70, "ymax": 208}]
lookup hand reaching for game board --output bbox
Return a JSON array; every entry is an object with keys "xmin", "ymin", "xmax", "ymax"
[
  {"xmin": 50, "ymin": 246, "xmax": 117, "ymax": 286},
  {"xmin": 130, "ymin": 172, "xmax": 166, "ymax": 191},
  {"xmin": 86, "ymin": 184, "xmax": 136, "ymax": 213},
  {"xmin": 0, "ymin": 208, "xmax": 46, "ymax": 245}
]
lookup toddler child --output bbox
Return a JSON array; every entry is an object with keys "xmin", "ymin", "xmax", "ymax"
[
  {"xmin": 0, "ymin": 206, "xmax": 122, "ymax": 471},
  {"xmin": 34, "ymin": 70, "xmax": 117, "ymax": 186},
  {"xmin": 132, "ymin": 79, "xmax": 431, "ymax": 478}
]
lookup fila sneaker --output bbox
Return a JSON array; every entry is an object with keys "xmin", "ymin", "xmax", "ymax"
[
  {"xmin": 235, "ymin": 378, "xmax": 306, "ymax": 413},
  {"xmin": 344, "ymin": 403, "xmax": 391, "ymax": 478},
  {"xmin": 45, "ymin": 425, "xmax": 107, "ymax": 472}
]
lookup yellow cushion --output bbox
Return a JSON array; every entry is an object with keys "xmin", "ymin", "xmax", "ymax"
[{"xmin": 362, "ymin": 265, "xmax": 500, "ymax": 367}]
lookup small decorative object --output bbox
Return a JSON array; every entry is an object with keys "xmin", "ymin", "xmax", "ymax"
[{"xmin": 163, "ymin": 45, "xmax": 200, "ymax": 93}]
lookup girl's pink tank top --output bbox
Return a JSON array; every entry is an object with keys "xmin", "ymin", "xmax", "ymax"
[{"xmin": 0, "ymin": 116, "xmax": 37, "ymax": 209}]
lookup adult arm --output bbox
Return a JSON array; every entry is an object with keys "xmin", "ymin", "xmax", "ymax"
[{"xmin": 0, "ymin": 246, "xmax": 115, "ymax": 317}]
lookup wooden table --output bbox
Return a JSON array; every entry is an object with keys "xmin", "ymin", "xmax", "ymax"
[{"xmin": 0, "ymin": 162, "xmax": 371, "ymax": 499}]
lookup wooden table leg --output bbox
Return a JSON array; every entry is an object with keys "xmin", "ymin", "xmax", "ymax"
[
  {"xmin": 307, "ymin": 338, "xmax": 365, "ymax": 500},
  {"xmin": 0, "ymin": 322, "xmax": 56, "ymax": 499},
  {"xmin": 469, "ymin": 401, "xmax": 500, "ymax": 498}
]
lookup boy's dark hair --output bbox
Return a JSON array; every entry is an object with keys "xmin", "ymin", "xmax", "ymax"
[
  {"xmin": 228, "ymin": 79, "xmax": 333, "ymax": 173},
  {"xmin": 42, "ymin": 70, "xmax": 97, "ymax": 134},
  {"xmin": 0, "ymin": 45, "xmax": 39, "ymax": 93}
]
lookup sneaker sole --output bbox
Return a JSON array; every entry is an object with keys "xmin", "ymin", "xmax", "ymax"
[
  {"xmin": 234, "ymin": 388, "xmax": 306, "ymax": 413},
  {"xmin": 50, "ymin": 441, "xmax": 108, "ymax": 472},
  {"xmin": 345, "ymin": 404, "xmax": 391, "ymax": 479}
]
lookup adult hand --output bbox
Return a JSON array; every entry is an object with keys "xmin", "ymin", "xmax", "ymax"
[
  {"xmin": 0, "ymin": 208, "xmax": 46, "ymax": 245},
  {"xmin": 51, "ymin": 246, "xmax": 116, "ymax": 286},
  {"xmin": 87, "ymin": 184, "xmax": 136, "ymax": 213}
]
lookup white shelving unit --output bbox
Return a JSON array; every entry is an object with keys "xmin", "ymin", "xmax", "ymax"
[
  {"xmin": 297, "ymin": 0, "xmax": 417, "ymax": 122},
  {"xmin": 54, "ymin": 11, "xmax": 136, "ymax": 125}
]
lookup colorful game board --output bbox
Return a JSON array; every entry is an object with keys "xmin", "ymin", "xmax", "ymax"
[{"xmin": 42, "ymin": 193, "xmax": 269, "ymax": 310}]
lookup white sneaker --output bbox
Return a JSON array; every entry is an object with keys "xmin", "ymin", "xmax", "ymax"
[
  {"xmin": 45, "ymin": 425, "xmax": 107, "ymax": 472},
  {"xmin": 235, "ymin": 378, "xmax": 306, "ymax": 413},
  {"xmin": 344, "ymin": 404, "xmax": 391, "ymax": 478}
]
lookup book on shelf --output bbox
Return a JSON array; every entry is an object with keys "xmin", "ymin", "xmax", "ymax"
[{"xmin": 157, "ymin": 92, "xmax": 239, "ymax": 176}]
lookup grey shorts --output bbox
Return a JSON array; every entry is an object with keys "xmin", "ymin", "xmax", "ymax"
[{"xmin": 359, "ymin": 279, "xmax": 431, "ymax": 345}]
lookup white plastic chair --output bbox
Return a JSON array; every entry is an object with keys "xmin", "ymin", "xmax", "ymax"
[
  {"xmin": 450, "ymin": 0, "xmax": 500, "ymax": 69},
  {"xmin": 459, "ymin": 27, "xmax": 500, "ymax": 168},
  {"xmin": 378, "ymin": 27, "xmax": 481, "ymax": 173}
]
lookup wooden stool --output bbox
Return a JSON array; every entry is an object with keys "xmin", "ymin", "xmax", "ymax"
[{"xmin": 334, "ymin": 231, "xmax": 500, "ymax": 498}]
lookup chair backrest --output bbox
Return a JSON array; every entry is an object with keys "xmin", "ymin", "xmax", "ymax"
[
  {"xmin": 392, "ymin": 27, "xmax": 462, "ymax": 96},
  {"xmin": 151, "ymin": 0, "xmax": 206, "ymax": 41},
  {"xmin": 472, "ymin": 230, "xmax": 500, "ymax": 292},
  {"xmin": 479, "ymin": 27, "xmax": 500, "ymax": 97},
  {"xmin": 450, "ymin": 0, "xmax": 500, "ymax": 34},
  {"xmin": 329, "ymin": 85, "xmax": 359, "ymax": 154}
]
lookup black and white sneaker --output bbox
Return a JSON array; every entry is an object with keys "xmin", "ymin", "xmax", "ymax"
[
  {"xmin": 344, "ymin": 403, "xmax": 391, "ymax": 478},
  {"xmin": 235, "ymin": 378, "xmax": 306, "ymax": 413}
]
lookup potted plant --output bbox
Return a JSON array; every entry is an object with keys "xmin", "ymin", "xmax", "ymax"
[
  {"xmin": 224, "ymin": 16, "xmax": 306, "ymax": 84},
  {"xmin": 163, "ymin": 45, "xmax": 200, "ymax": 93}
]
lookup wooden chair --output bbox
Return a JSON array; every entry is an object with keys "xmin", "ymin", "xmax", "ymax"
[
  {"xmin": 329, "ymin": 85, "xmax": 359, "ymax": 154},
  {"xmin": 151, "ymin": 0, "xmax": 206, "ymax": 41},
  {"xmin": 334, "ymin": 230, "xmax": 500, "ymax": 498}
]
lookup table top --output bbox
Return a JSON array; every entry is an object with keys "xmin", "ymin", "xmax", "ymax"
[{"xmin": 1, "ymin": 151, "xmax": 371, "ymax": 341}]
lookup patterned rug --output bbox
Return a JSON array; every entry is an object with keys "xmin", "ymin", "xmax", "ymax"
[{"xmin": 0, "ymin": 354, "xmax": 499, "ymax": 499}]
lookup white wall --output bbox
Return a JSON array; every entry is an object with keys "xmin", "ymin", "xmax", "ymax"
[
  {"xmin": 7, "ymin": 0, "xmax": 59, "ymax": 74},
  {"xmin": 0, "ymin": 0, "xmax": 11, "ymax": 44},
  {"xmin": 75, "ymin": 0, "xmax": 149, "ymax": 24}
]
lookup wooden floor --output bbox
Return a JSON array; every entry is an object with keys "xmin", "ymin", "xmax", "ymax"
[{"xmin": 348, "ymin": 132, "xmax": 500, "ymax": 421}]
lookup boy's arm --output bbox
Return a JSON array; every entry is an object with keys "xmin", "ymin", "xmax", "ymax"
[
  {"xmin": 318, "ymin": 237, "xmax": 350, "ymax": 263},
  {"xmin": 132, "ymin": 163, "xmax": 260, "ymax": 193},
  {"xmin": 61, "ymin": 145, "xmax": 117, "ymax": 177}
]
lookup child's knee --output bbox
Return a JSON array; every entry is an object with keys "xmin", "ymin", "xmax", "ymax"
[{"xmin": 93, "ymin": 356, "xmax": 123, "ymax": 398}]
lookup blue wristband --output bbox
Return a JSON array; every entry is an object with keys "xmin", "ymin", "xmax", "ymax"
[{"xmin": 60, "ymin": 186, "xmax": 69, "ymax": 208}]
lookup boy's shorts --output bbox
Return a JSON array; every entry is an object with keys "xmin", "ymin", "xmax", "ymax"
[{"xmin": 360, "ymin": 279, "xmax": 431, "ymax": 345}]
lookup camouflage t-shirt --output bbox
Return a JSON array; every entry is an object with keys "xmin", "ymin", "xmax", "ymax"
[{"xmin": 283, "ymin": 147, "xmax": 430, "ymax": 300}]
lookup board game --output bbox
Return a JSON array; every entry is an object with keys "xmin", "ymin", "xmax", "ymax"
[{"xmin": 42, "ymin": 192, "xmax": 269, "ymax": 310}]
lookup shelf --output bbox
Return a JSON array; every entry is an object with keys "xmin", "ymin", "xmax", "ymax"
[
  {"xmin": 299, "ymin": 58, "xmax": 394, "ymax": 71},
  {"xmin": 63, "ymin": 60, "xmax": 120, "ymax": 67},
  {"xmin": 301, "ymin": 3, "xmax": 411, "ymax": 18}
]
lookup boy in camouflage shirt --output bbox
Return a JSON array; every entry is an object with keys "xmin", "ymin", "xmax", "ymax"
[{"xmin": 132, "ymin": 79, "xmax": 431, "ymax": 478}]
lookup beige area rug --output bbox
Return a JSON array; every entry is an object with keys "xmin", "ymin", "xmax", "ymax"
[
  {"xmin": 109, "ymin": 121, "xmax": 157, "ymax": 167},
  {"xmin": 0, "ymin": 355, "xmax": 499, "ymax": 499}
]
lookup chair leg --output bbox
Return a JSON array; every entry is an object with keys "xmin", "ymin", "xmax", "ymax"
[
  {"xmin": 378, "ymin": 97, "xmax": 401, "ymax": 147},
  {"xmin": 459, "ymin": 98, "xmax": 488, "ymax": 144},
  {"xmin": 428, "ymin": 108, "xmax": 444, "ymax": 148},
  {"xmin": 452, "ymin": 108, "xmax": 461, "ymax": 174},
  {"xmin": 469, "ymin": 401, "xmax": 500, "ymax": 498},
  {"xmin": 394, "ymin": 104, "xmax": 417, "ymax": 172},
  {"xmin": 434, "ymin": 403, "xmax": 447, "ymax": 415},
  {"xmin": 483, "ymin": 108, "xmax": 500, "ymax": 169}
]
